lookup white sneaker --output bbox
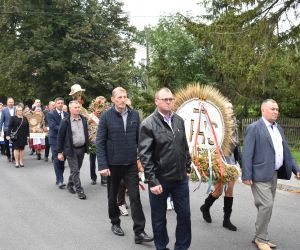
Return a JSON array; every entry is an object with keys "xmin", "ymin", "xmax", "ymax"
[
  {"xmin": 119, "ymin": 204, "xmax": 129, "ymax": 216},
  {"xmin": 167, "ymin": 197, "xmax": 174, "ymax": 211}
]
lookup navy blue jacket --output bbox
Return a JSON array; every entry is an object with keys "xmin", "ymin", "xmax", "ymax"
[
  {"xmin": 57, "ymin": 115, "xmax": 89, "ymax": 157},
  {"xmin": 48, "ymin": 110, "xmax": 69, "ymax": 145},
  {"xmin": 0, "ymin": 107, "xmax": 15, "ymax": 132},
  {"xmin": 96, "ymin": 106, "xmax": 140, "ymax": 170}
]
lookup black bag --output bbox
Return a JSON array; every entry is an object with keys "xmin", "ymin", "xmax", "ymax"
[
  {"xmin": 9, "ymin": 117, "xmax": 23, "ymax": 141},
  {"xmin": 10, "ymin": 131, "xmax": 18, "ymax": 141}
]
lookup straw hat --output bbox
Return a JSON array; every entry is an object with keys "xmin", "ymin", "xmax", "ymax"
[{"xmin": 69, "ymin": 84, "xmax": 86, "ymax": 96}]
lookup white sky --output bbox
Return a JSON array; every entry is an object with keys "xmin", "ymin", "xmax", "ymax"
[
  {"xmin": 121, "ymin": 1, "xmax": 299, "ymax": 64},
  {"xmin": 121, "ymin": 0, "xmax": 204, "ymax": 64},
  {"xmin": 121, "ymin": 0, "xmax": 203, "ymax": 30}
]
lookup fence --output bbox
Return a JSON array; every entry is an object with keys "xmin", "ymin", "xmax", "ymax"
[{"xmin": 240, "ymin": 117, "xmax": 300, "ymax": 148}]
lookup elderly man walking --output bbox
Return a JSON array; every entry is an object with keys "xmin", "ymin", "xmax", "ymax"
[
  {"xmin": 57, "ymin": 100, "xmax": 89, "ymax": 199},
  {"xmin": 96, "ymin": 87, "xmax": 153, "ymax": 244},
  {"xmin": 242, "ymin": 99, "xmax": 300, "ymax": 250}
]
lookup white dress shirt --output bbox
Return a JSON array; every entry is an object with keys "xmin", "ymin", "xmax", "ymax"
[
  {"xmin": 8, "ymin": 107, "xmax": 14, "ymax": 116},
  {"xmin": 262, "ymin": 117, "xmax": 283, "ymax": 170},
  {"xmin": 56, "ymin": 109, "xmax": 64, "ymax": 119}
]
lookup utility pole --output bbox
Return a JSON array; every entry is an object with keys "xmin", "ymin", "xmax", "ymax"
[{"xmin": 145, "ymin": 26, "xmax": 150, "ymax": 87}]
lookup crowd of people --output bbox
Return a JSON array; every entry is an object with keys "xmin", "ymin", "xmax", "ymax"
[{"xmin": 1, "ymin": 86, "xmax": 300, "ymax": 250}]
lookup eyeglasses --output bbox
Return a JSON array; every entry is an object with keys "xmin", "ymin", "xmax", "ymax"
[{"xmin": 157, "ymin": 98, "xmax": 174, "ymax": 102}]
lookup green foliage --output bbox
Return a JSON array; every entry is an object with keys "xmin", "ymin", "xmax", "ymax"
[
  {"xmin": 140, "ymin": 15, "xmax": 212, "ymax": 91},
  {"xmin": 185, "ymin": 0, "xmax": 300, "ymax": 118},
  {"xmin": 292, "ymin": 150, "xmax": 300, "ymax": 165},
  {"xmin": 0, "ymin": 0, "xmax": 135, "ymax": 104},
  {"xmin": 128, "ymin": 84, "xmax": 156, "ymax": 118}
]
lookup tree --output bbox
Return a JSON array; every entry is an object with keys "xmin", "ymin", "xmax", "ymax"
[
  {"xmin": 138, "ymin": 15, "xmax": 212, "ymax": 90},
  {"xmin": 0, "ymin": 0, "xmax": 135, "ymax": 104},
  {"xmin": 186, "ymin": 0, "xmax": 300, "ymax": 117}
]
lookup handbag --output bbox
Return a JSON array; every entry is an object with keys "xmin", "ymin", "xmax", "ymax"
[{"xmin": 10, "ymin": 117, "xmax": 24, "ymax": 141}]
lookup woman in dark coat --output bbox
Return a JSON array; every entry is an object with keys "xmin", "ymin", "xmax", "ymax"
[{"xmin": 7, "ymin": 105, "xmax": 29, "ymax": 168}]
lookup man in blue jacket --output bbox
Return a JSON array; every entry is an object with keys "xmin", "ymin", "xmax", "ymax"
[
  {"xmin": 242, "ymin": 99, "xmax": 300, "ymax": 250},
  {"xmin": 96, "ymin": 87, "xmax": 153, "ymax": 244},
  {"xmin": 0, "ymin": 97, "xmax": 15, "ymax": 162},
  {"xmin": 48, "ymin": 97, "xmax": 68, "ymax": 189}
]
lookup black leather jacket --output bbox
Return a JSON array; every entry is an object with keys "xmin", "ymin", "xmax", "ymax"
[{"xmin": 138, "ymin": 110, "xmax": 191, "ymax": 187}]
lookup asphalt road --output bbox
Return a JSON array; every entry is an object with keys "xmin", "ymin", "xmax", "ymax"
[{"xmin": 1, "ymin": 150, "xmax": 300, "ymax": 250}]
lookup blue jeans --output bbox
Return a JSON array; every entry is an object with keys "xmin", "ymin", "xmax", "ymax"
[
  {"xmin": 149, "ymin": 176, "xmax": 191, "ymax": 250},
  {"xmin": 50, "ymin": 145, "xmax": 65, "ymax": 184}
]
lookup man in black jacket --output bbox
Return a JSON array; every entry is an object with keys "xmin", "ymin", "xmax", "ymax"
[
  {"xmin": 96, "ymin": 87, "xmax": 153, "ymax": 244},
  {"xmin": 57, "ymin": 100, "xmax": 89, "ymax": 200},
  {"xmin": 139, "ymin": 87, "xmax": 192, "ymax": 250}
]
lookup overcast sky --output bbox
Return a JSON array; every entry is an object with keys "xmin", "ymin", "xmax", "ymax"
[
  {"xmin": 121, "ymin": 0, "xmax": 203, "ymax": 30},
  {"xmin": 121, "ymin": 0, "xmax": 203, "ymax": 63}
]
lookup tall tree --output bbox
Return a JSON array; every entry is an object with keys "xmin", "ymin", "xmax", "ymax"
[
  {"xmin": 186, "ymin": 0, "xmax": 300, "ymax": 117},
  {"xmin": 139, "ymin": 15, "xmax": 212, "ymax": 90},
  {"xmin": 0, "ymin": 0, "xmax": 135, "ymax": 103}
]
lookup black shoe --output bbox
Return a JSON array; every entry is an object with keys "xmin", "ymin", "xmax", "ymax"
[
  {"xmin": 44, "ymin": 156, "xmax": 48, "ymax": 162},
  {"xmin": 223, "ymin": 219, "xmax": 237, "ymax": 231},
  {"xmin": 15, "ymin": 165, "xmax": 19, "ymax": 168},
  {"xmin": 30, "ymin": 151, "xmax": 34, "ymax": 155},
  {"xmin": 7, "ymin": 157, "xmax": 12, "ymax": 162},
  {"xmin": 67, "ymin": 185, "xmax": 76, "ymax": 194},
  {"xmin": 77, "ymin": 191, "xmax": 86, "ymax": 199},
  {"xmin": 91, "ymin": 180, "xmax": 97, "ymax": 185},
  {"xmin": 19, "ymin": 164, "xmax": 24, "ymax": 168},
  {"xmin": 58, "ymin": 183, "xmax": 66, "ymax": 189},
  {"xmin": 37, "ymin": 154, "xmax": 41, "ymax": 160},
  {"xmin": 111, "ymin": 225, "xmax": 124, "ymax": 236},
  {"xmin": 135, "ymin": 232, "xmax": 154, "ymax": 244},
  {"xmin": 200, "ymin": 204, "xmax": 212, "ymax": 223}
]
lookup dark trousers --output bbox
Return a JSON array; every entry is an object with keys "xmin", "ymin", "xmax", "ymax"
[
  {"xmin": 0, "ymin": 143, "xmax": 6, "ymax": 155},
  {"xmin": 4, "ymin": 131, "xmax": 14, "ymax": 160},
  {"xmin": 44, "ymin": 136, "xmax": 50, "ymax": 158},
  {"xmin": 149, "ymin": 177, "xmax": 191, "ymax": 250},
  {"xmin": 107, "ymin": 164, "xmax": 145, "ymax": 234},
  {"xmin": 50, "ymin": 144, "xmax": 65, "ymax": 184},
  {"xmin": 117, "ymin": 179, "xmax": 127, "ymax": 206},
  {"xmin": 66, "ymin": 147, "xmax": 85, "ymax": 193},
  {"xmin": 89, "ymin": 153, "xmax": 97, "ymax": 181}
]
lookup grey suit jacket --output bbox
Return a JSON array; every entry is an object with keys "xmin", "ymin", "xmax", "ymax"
[{"xmin": 242, "ymin": 118, "xmax": 299, "ymax": 182}]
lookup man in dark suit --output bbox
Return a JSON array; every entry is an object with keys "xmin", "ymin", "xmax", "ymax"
[
  {"xmin": 57, "ymin": 100, "xmax": 89, "ymax": 200},
  {"xmin": 48, "ymin": 97, "xmax": 68, "ymax": 189},
  {"xmin": 0, "ymin": 97, "xmax": 15, "ymax": 162},
  {"xmin": 96, "ymin": 87, "xmax": 153, "ymax": 244},
  {"xmin": 242, "ymin": 99, "xmax": 300, "ymax": 250}
]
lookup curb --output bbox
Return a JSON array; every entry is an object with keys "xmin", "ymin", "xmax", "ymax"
[{"xmin": 277, "ymin": 183, "xmax": 300, "ymax": 192}]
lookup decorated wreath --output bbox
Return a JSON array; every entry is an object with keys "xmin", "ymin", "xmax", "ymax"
[
  {"xmin": 87, "ymin": 96, "xmax": 107, "ymax": 154},
  {"xmin": 174, "ymin": 83, "xmax": 240, "ymax": 188}
]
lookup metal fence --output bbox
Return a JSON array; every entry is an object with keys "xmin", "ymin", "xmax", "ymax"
[{"xmin": 240, "ymin": 117, "xmax": 300, "ymax": 148}]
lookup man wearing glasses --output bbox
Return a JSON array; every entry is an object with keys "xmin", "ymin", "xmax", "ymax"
[{"xmin": 139, "ymin": 87, "xmax": 192, "ymax": 250}]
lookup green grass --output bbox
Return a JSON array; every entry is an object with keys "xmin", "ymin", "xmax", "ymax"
[{"xmin": 292, "ymin": 150, "xmax": 300, "ymax": 165}]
